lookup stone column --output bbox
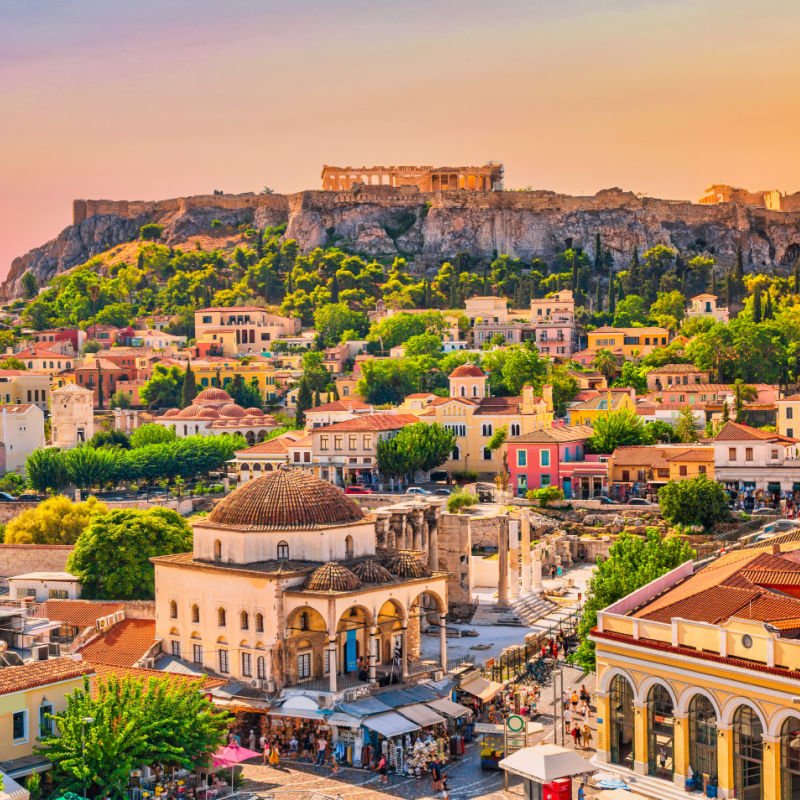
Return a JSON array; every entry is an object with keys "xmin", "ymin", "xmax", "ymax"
[
  {"xmin": 368, "ymin": 627, "xmax": 379, "ymax": 684},
  {"xmin": 520, "ymin": 513, "xmax": 532, "ymax": 594},
  {"xmin": 439, "ymin": 612, "xmax": 448, "ymax": 669},
  {"xmin": 716, "ymin": 725, "xmax": 734, "ymax": 798},
  {"xmin": 497, "ymin": 519, "xmax": 510, "ymax": 607},
  {"xmin": 509, "ymin": 544, "xmax": 520, "ymax": 601},
  {"xmin": 400, "ymin": 624, "xmax": 409, "ymax": 679},
  {"xmin": 532, "ymin": 549, "xmax": 543, "ymax": 592},
  {"xmin": 594, "ymin": 691, "xmax": 610, "ymax": 763},
  {"xmin": 633, "ymin": 702, "xmax": 648, "ymax": 775},
  {"xmin": 428, "ymin": 517, "xmax": 439, "ymax": 571},
  {"xmin": 327, "ymin": 638, "xmax": 338, "ymax": 692},
  {"xmin": 672, "ymin": 712, "xmax": 689, "ymax": 789},
  {"xmin": 762, "ymin": 734, "xmax": 781, "ymax": 800}
]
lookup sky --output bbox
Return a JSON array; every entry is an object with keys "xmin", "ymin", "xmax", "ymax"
[{"xmin": 1, "ymin": 0, "xmax": 799, "ymax": 276}]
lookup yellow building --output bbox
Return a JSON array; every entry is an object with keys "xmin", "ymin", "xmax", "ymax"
[
  {"xmin": 0, "ymin": 370, "xmax": 52, "ymax": 412},
  {"xmin": 191, "ymin": 357, "xmax": 279, "ymax": 403},
  {"xmin": 407, "ymin": 365, "xmax": 554, "ymax": 476},
  {"xmin": 0, "ymin": 658, "xmax": 94, "ymax": 778},
  {"xmin": 569, "ymin": 390, "xmax": 636, "ymax": 426},
  {"xmin": 593, "ymin": 532, "xmax": 800, "ymax": 799},
  {"xmin": 586, "ymin": 327, "xmax": 670, "ymax": 359},
  {"xmin": 607, "ymin": 445, "xmax": 715, "ymax": 489},
  {"xmin": 776, "ymin": 393, "xmax": 800, "ymax": 439}
]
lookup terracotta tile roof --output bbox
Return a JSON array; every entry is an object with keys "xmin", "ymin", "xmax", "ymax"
[
  {"xmin": 40, "ymin": 600, "xmax": 124, "ymax": 629},
  {"xmin": 637, "ymin": 585, "xmax": 761, "ymax": 624},
  {"xmin": 507, "ymin": 425, "xmax": 594, "ymax": 444},
  {"xmin": 0, "ymin": 405, "xmax": 35, "ymax": 414},
  {"xmin": 714, "ymin": 421, "xmax": 797, "ymax": 443},
  {"xmin": 87, "ymin": 661, "xmax": 225, "ymax": 691},
  {"xmin": 236, "ymin": 431, "xmax": 304, "ymax": 456},
  {"xmin": 649, "ymin": 364, "xmax": 705, "ymax": 374},
  {"xmin": 474, "ymin": 397, "xmax": 526, "ymax": 415},
  {"xmin": 78, "ymin": 619, "xmax": 158, "ymax": 667},
  {"xmin": 779, "ymin": 394, "xmax": 800, "ymax": 402},
  {"xmin": 314, "ymin": 414, "xmax": 419, "ymax": 432},
  {"xmin": 591, "ymin": 326, "xmax": 669, "ymax": 335},
  {"xmin": 611, "ymin": 446, "xmax": 714, "ymax": 468},
  {"xmin": 570, "ymin": 393, "xmax": 631, "ymax": 412},
  {"xmin": 0, "ymin": 657, "xmax": 94, "ymax": 695},
  {"xmin": 449, "ymin": 365, "xmax": 485, "ymax": 378},
  {"xmin": 306, "ymin": 399, "xmax": 371, "ymax": 413}
]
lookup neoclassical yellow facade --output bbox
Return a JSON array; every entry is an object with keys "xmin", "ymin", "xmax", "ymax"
[{"xmin": 592, "ymin": 535, "xmax": 800, "ymax": 799}]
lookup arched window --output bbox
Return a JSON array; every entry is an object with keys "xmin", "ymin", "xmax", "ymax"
[
  {"xmin": 689, "ymin": 695, "xmax": 717, "ymax": 785},
  {"xmin": 451, "ymin": 446, "xmax": 460, "ymax": 461},
  {"xmin": 460, "ymin": 385, "xmax": 466, "ymax": 397},
  {"xmin": 734, "ymin": 706, "xmax": 763, "ymax": 800},
  {"xmin": 277, "ymin": 541, "xmax": 289, "ymax": 560},
  {"xmin": 213, "ymin": 540, "xmax": 222, "ymax": 561},
  {"xmin": 169, "ymin": 600, "xmax": 178, "ymax": 619},
  {"xmin": 472, "ymin": 384, "xmax": 478, "ymax": 397},
  {"xmin": 345, "ymin": 535, "xmax": 354, "ymax": 560},
  {"xmin": 191, "ymin": 604, "xmax": 200, "ymax": 623},
  {"xmin": 647, "ymin": 684, "xmax": 674, "ymax": 780},
  {"xmin": 781, "ymin": 715, "xmax": 800, "ymax": 800},
  {"xmin": 510, "ymin": 422, "xmax": 521, "ymax": 437},
  {"xmin": 609, "ymin": 675, "xmax": 635, "ymax": 768},
  {"xmin": 217, "ymin": 607, "xmax": 226, "ymax": 627},
  {"xmin": 482, "ymin": 447, "xmax": 492, "ymax": 461},
  {"xmin": 255, "ymin": 613, "xmax": 264, "ymax": 633},
  {"xmin": 256, "ymin": 656, "xmax": 266, "ymax": 680},
  {"xmin": 240, "ymin": 611, "xmax": 249, "ymax": 630},
  {"xmin": 298, "ymin": 611, "xmax": 309, "ymax": 631}
]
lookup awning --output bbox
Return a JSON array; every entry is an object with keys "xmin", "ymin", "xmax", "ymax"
[
  {"xmin": 499, "ymin": 744, "xmax": 594, "ymax": 782},
  {"xmin": 0, "ymin": 773, "xmax": 29, "ymax": 800},
  {"xmin": 459, "ymin": 675, "xmax": 504, "ymax": 702},
  {"xmin": 325, "ymin": 712, "xmax": 362, "ymax": 729},
  {"xmin": 426, "ymin": 697, "xmax": 471, "ymax": 718},
  {"xmin": 339, "ymin": 697, "xmax": 393, "ymax": 717},
  {"xmin": 268, "ymin": 694, "xmax": 325, "ymax": 720},
  {"xmin": 362, "ymin": 711, "xmax": 420, "ymax": 738},
  {"xmin": 397, "ymin": 703, "xmax": 447, "ymax": 728}
]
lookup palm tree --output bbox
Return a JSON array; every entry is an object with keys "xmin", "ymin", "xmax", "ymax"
[{"xmin": 593, "ymin": 349, "xmax": 618, "ymax": 384}]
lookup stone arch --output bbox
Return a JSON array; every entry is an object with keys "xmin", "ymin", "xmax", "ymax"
[
  {"xmin": 169, "ymin": 599, "xmax": 178, "ymax": 619},
  {"xmin": 286, "ymin": 606, "xmax": 328, "ymax": 683},
  {"xmin": 638, "ymin": 675, "xmax": 678, "ymax": 708},
  {"xmin": 265, "ymin": 463, "xmax": 273, "ymax": 471},
  {"xmin": 257, "ymin": 430, "xmax": 268, "ymax": 443},
  {"xmin": 239, "ymin": 639, "xmax": 250, "ymax": 649},
  {"xmin": 344, "ymin": 535, "xmax": 354, "ymax": 559},
  {"xmin": 240, "ymin": 463, "xmax": 250, "ymax": 472},
  {"xmin": 721, "ymin": 697, "xmax": 768, "ymax": 730},
  {"xmin": 168, "ymin": 627, "xmax": 179, "ymax": 636},
  {"xmin": 677, "ymin": 686, "xmax": 721, "ymax": 717},
  {"xmin": 245, "ymin": 431, "xmax": 256, "ymax": 446},
  {"xmin": 190, "ymin": 630, "xmax": 201, "ymax": 639},
  {"xmin": 598, "ymin": 666, "xmax": 639, "ymax": 697},
  {"xmin": 377, "ymin": 599, "xmax": 405, "ymax": 664},
  {"xmin": 253, "ymin": 463, "xmax": 262, "ymax": 472},
  {"xmin": 216, "ymin": 636, "xmax": 228, "ymax": 645},
  {"xmin": 767, "ymin": 707, "xmax": 800, "ymax": 738}
]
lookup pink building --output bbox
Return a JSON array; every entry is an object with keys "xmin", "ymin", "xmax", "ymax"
[{"xmin": 505, "ymin": 424, "xmax": 607, "ymax": 499}]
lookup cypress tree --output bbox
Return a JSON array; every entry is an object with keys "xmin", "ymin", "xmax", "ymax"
[
  {"xmin": 313, "ymin": 389, "xmax": 321, "ymax": 407},
  {"xmin": 608, "ymin": 279, "xmax": 616, "ymax": 315},
  {"xmin": 594, "ymin": 278, "xmax": 602, "ymax": 313},
  {"xmin": 296, "ymin": 378, "xmax": 312, "ymax": 428},
  {"xmin": 331, "ymin": 383, "xmax": 340, "ymax": 401},
  {"xmin": 764, "ymin": 291, "xmax": 773, "ymax": 320},
  {"xmin": 753, "ymin": 289, "xmax": 762, "ymax": 323},
  {"xmin": 594, "ymin": 233, "xmax": 603, "ymax": 273},
  {"xmin": 733, "ymin": 243, "xmax": 745, "ymax": 303},
  {"xmin": 181, "ymin": 361, "xmax": 198, "ymax": 408},
  {"xmin": 794, "ymin": 256, "xmax": 800, "ymax": 293},
  {"xmin": 629, "ymin": 248, "xmax": 641, "ymax": 294}
]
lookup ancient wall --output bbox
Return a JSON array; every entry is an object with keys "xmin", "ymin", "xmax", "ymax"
[
  {"xmin": 0, "ymin": 544, "xmax": 73, "ymax": 577},
  {"xmin": 437, "ymin": 513, "xmax": 472, "ymax": 605}
]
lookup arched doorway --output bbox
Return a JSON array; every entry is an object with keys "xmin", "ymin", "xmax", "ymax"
[
  {"xmin": 285, "ymin": 607, "xmax": 327, "ymax": 685},
  {"xmin": 734, "ymin": 706, "xmax": 764, "ymax": 800},
  {"xmin": 376, "ymin": 599, "xmax": 405, "ymax": 668},
  {"xmin": 609, "ymin": 674, "xmax": 635, "ymax": 769},
  {"xmin": 689, "ymin": 695, "xmax": 717, "ymax": 786},
  {"xmin": 335, "ymin": 606, "xmax": 372, "ymax": 677},
  {"xmin": 781, "ymin": 716, "xmax": 800, "ymax": 800},
  {"xmin": 647, "ymin": 684, "xmax": 674, "ymax": 780}
]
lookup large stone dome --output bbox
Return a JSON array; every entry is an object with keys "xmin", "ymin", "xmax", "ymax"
[
  {"xmin": 207, "ymin": 468, "xmax": 366, "ymax": 531},
  {"xmin": 305, "ymin": 562, "xmax": 362, "ymax": 592}
]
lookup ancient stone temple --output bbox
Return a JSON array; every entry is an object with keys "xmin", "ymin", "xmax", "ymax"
[{"xmin": 321, "ymin": 163, "xmax": 503, "ymax": 192}]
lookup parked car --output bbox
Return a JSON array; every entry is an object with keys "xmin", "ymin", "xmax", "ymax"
[
  {"xmin": 405, "ymin": 487, "xmax": 431, "ymax": 496},
  {"xmin": 627, "ymin": 497, "xmax": 654, "ymax": 506},
  {"xmin": 596, "ymin": 495, "xmax": 619, "ymax": 505},
  {"xmin": 433, "ymin": 488, "xmax": 452, "ymax": 496},
  {"xmin": 344, "ymin": 486, "xmax": 374, "ymax": 495},
  {"xmin": 762, "ymin": 519, "xmax": 800, "ymax": 535},
  {"xmin": 0, "ymin": 492, "xmax": 17, "ymax": 502}
]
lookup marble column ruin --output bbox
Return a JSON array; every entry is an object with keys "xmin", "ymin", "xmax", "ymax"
[
  {"xmin": 520, "ymin": 512, "xmax": 532, "ymax": 594},
  {"xmin": 497, "ymin": 518, "xmax": 510, "ymax": 607}
]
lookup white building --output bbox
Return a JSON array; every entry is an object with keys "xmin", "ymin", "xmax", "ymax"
[
  {"xmin": 0, "ymin": 405, "xmax": 45, "ymax": 474},
  {"xmin": 50, "ymin": 384, "xmax": 94, "ymax": 449},
  {"xmin": 686, "ymin": 293, "xmax": 730, "ymax": 323},
  {"xmin": 8, "ymin": 572, "xmax": 81, "ymax": 602}
]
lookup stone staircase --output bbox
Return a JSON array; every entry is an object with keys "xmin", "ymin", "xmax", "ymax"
[
  {"xmin": 590, "ymin": 757, "xmax": 701, "ymax": 800},
  {"xmin": 509, "ymin": 592, "xmax": 564, "ymax": 627}
]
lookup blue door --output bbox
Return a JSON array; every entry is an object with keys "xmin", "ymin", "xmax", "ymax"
[
  {"xmin": 345, "ymin": 629, "xmax": 358, "ymax": 672},
  {"xmin": 563, "ymin": 478, "xmax": 573, "ymax": 499}
]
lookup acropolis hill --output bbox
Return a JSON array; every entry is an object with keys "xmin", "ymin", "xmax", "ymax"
[{"xmin": 5, "ymin": 176, "xmax": 800, "ymax": 299}]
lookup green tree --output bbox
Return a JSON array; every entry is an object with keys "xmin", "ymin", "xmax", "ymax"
[
  {"xmin": 658, "ymin": 475, "xmax": 730, "ymax": 528},
  {"xmin": 25, "ymin": 448, "xmax": 69, "ymax": 494},
  {"xmin": 674, "ymin": 406, "xmax": 699, "ymax": 443},
  {"xmin": 548, "ymin": 366, "xmax": 579, "ymax": 416},
  {"xmin": 649, "ymin": 290, "xmax": 686, "ymax": 332},
  {"xmin": 88, "ymin": 430, "xmax": 131, "ymax": 449},
  {"xmin": 4, "ymin": 496, "xmax": 107, "ymax": 545},
  {"xmin": 487, "ymin": 425, "xmax": 508, "ymax": 450},
  {"xmin": 38, "ymin": 674, "xmax": 229, "ymax": 799},
  {"xmin": 181, "ymin": 361, "xmax": 198, "ymax": 408},
  {"xmin": 313, "ymin": 303, "xmax": 369, "ymax": 347},
  {"xmin": 368, "ymin": 311, "xmax": 445, "ymax": 351},
  {"xmin": 525, "ymin": 486, "xmax": 564, "ymax": 506},
  {"xmin": 229, "ymin": 375, "xmax": 262, "ymax": 409},
  {"xmin": 572, "ymin": 529, "xmax": 695, "ymax": 670},
  {"xmin": 447, "ymin": 490, "xmax": 479, "ymax": 513},
  {"xmin": 613, "ymin": 361, "xmax": 651, "ymax": 394},
  {"xmin": 377, "ymin": 423, "xmax": 455, "ymax": 479},
  {"xmin": 643, "ymin": 420, "xmax": 675, "ymax": 444},
  {"xmin": 0, "ymin": 357, "xmax": 26, "ymax": 370},
  {"xmin": 130, "ymin": 424, "xmax": 176, "ymax": 448},
  {"xmin": 140, "ymin": 364, "xmax": 184, "ymax": 410},
  {"xmin": 593, "ymin": 349, "xmax": 617, "ymax": 383},
  {"xmin": 139, "ymin": 223, "xmax": 164, "ymax": 241},
  {"xmin": 587, "ymin": 408, "xmax": 645, "ymax": 453},
  {"xmin": 612, "ymin": 294, "xmax": 647, "ymax": 327},
  {"xmin": 295, "ymin": 378, "xmax": 313, "ymax": 428},
  {"xmin": 110, "ymin": 390, "xmax": 131, "ymax": 409},
  {"xmin": 752, "ymin": 288, "xmax": 762, "ymax": 323},
  {"xmin": 404, "ymin": 332, "xmax": 443, "ymax": 359},
  {"xmin": 67, "ymin": 508, "xmax": 192, "ymax": 600},
  {"xmin": 21, "ymin": 271, "xmax": 38, "ymax": 299},
  {"xmin": 357, "ymin": 359, "xmax": 421, "ymax": 405},
  {"xmin": 82, "ymin": 340, "xmax": 102, "ymax": 354}
]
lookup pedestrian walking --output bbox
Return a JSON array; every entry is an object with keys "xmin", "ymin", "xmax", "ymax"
[
  {"xmin": 441, "ymin": 773, "xmax": 450, "ymax": 800},
  {"xmin": 316, "ymin": 736, "xmax": 327, "ymax": 766},
  {"xmin": 430, "ymin": 758, "xmax": 442, "ymax": 792},
  {"xmin": 269, "ymin": 741, "xmax": 280, "ymax": 767},
  {"xmin": 571, "ymin": 725, "xmax": 581, "ymax": 747},
  {"xmin": 261, "ymin": 739, "xmax": 269, "ymax": 766},
  {"xmin": 376, "ymin": 754, "xmax": 388, "ymax": 784},
  {"xmin": 578, "ymin": 783, "xmax": 586, "ymax": 800},
  {"xmin": 564, "ymin": 707, "xmax": 572, "ymax": 733},
  {"xmin": 581, "ymin": 724, "xmax": 593, "ymax": 749}
]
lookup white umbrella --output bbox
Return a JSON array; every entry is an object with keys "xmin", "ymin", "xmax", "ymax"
[{"xmin": 499, "ymin": 743, "xmax": 594, "ymax": 782}]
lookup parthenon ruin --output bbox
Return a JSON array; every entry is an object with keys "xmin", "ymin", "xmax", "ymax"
[{"xmin": 321, "ymin": 163, "xmax": 504, "ymax": 192}]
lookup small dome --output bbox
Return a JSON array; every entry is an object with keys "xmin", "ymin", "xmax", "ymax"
[
  {"xmin": 177, "ymin": 405, "xmax": 219, "ymax": 418},
  {"xmin": 245, "ymin": 407, "xmax": 264, "ymax": 416},
  {"xmin": 207, "ymin": 467, "xmax": 365, "ymax": 531},
  {"xmin": 219, "ymin": 403, "xmax": 247, "ymax": 419},
  {"xmin": 161, "ymin": 408, "xmax": 180, "ymax": 418},
  {"xmin": 351, "ymin": 560, "xmax": 395, "ymax": 584},
  {"xmin": 194, "ymin": 387, "xmax": 233, "ymax": 404},
  {"xmin": 450, "ymin": 364, "xmax": 484, "ymax": 379},
  {"xmin": 305, "ymin": 562, "xmax": 362, "ymax": 592},
  {"xmin": 384, "ymin": 553, "xmax": 432, "ymax": 578}
]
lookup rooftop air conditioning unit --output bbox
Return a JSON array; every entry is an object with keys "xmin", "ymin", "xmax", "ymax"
[
  {"xmin": 31, "ymin": 644, "xmax": 49, "ymax": 662},
  {"xmin": 433, "ymin": 670, "xmax": 444, "ymax": 681}
]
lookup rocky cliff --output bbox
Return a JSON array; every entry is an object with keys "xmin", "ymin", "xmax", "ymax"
[{"xmin": 5, "ymin": 186, "xmax": 800, "ymax": 299}]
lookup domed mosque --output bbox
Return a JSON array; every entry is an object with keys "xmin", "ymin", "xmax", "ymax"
[
  {"xmin": 152, "ymin": 467, "xmax": 448, "ymax": 695},
  {"xmin": 153, "ymin": 387, "xmax": 279, "ymax": 445}
]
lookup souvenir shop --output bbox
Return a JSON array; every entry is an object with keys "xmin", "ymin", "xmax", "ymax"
[{"xmin": 456, "ymin": 671, "xmax": 504, "ymax": 721}]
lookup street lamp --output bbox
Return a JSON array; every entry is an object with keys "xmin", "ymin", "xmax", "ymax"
[{"xmin": 81, "ymin": 716, "xmax": 94, "ymax": 799}]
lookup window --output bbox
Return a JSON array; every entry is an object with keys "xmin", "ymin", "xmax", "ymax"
[
  {"xmin": 48, "ymin": 589, "xmax": 68, "ymax": 599},
  {"xmin": 191, "ymin": 604, "xmax": 200, "ymax": 623},
  {"xmin": 255, "ymin": 613, "xmax": 264, "ymax": 633},
  {"xmin": 171, "ymin": 640, "xmax": 181, "ymax": 658},
  {"xmin": 745, "ymin": 447, "xmax": 753, "ymax": 462},
  {"xmin": 218, "ymin": 649, "xmax": 229, "ymax": 674},
  {"xmin": 202, "ymin": 315, "xmax": 212, "ymax": 324},
  {"xmin": 169, "ymin": 600, "xmax": 178, "ymax": 619},
  {"xmin": 729, "ymin": 448, "xmax": 737, "ymax": 461},
  {"xmin": 510, "ymin": 423, "xmax": 521, "ymax": 437},
  {"xmin": 192, "ymin": 644, "xmax": 203, "ymax": 664},
  {"xmin": 334, "ymin": 435, "xmax": 343, "ymax": 450},
  {"xmin": 297, "ymin": 652, "xmax": 311, "ymax": 679},
  {"xmin": 481, "ymin": 423, "xmax": 493, "ymax": 437},
  {"xmin": 679, "ymin": 465, "xmax": 688, "ymax": 476},
  {"xmin": 541, "ymin": 475, "xmax": 551, "ymax": 487},
  {"xmin": 277, "ymin": 541, "xmax": 289, "ymax": 560},
  {"xmin": 213, "ymin": 540, "xmax": 222, "ymax": 561},
  {"xmin": 257, "ymin": 656, "xmax": 266, "ymax": 679},
  {"xmin": 241, "ymin": 611, "xmax": 249, "ymax": 630},
  {"xmin": 12, "ymin": 710, "xmax": 27, "ymax": 743},
  {"xmin": 622, "ymin": 470, "xmax": 630, "ymax": 482},
  {"xmin": 451, "ymin": 446, "xmax": 460, "ymax": 461},
  {"xmin": 647, "ymin": 684, "xmax": 675, "ymax": 780},
  {"xmin": 517, "ymin": 450, "xmax": 527, "ymax": 468},
  {"xmin": 364, "ymin": 435, "xmax": 373, "ymax": 449},
  {"xmin": 771, "ymin": 449, "xmax": 779, "ymax": 459},
  {"xmin": 540, "ymin": 450, "xmax": 550, "ymax": 467},
  {"xmin": 699, "ymin": 465, "xmax": 707, "ymax": 474},
  {"xmin": 483, "ymin": 447, "xmax": 492, "ymax": 460},
  {"xmin": 39, "ymin": 703, "xmax": 53, "ymax": 737},
  {"xmin": 241, "ymin": 652, "xmax": 252, "ymax": 677},
  {"xmin": 348, "ymin": 435, "xmax": 357, "ymax": 449},
  {"xmin": 345, "ymin": 535, "xmax": 354, "ymax": 559},
  {"xmin": 217, "ymin": 607, "xmax": 226, "ymax": 627},
  {"xmin": 689, "ymin": 695, "xmax": 717, "ymax": 783},
  {"xmin": 788, "ymin": 407, "xmax": 794, "ymax": 420},
  {"xmin": 320, "ymin": 436, "xmax": 329, "ymax": 451}
]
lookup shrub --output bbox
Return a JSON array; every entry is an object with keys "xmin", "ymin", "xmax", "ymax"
[
  {"xmin": 210, "ymin": 219, "xmax": 223, "ymax": 229},
  {"xmin": 447, "ymin": 491, "xmax": 479, "ymax": 514},
  {"xmin": 525, "ymin": 486, "xmax": 565, "ymax": 507},
  {"xmin": 452, "ymin": 469, "xmax": 478, "ymax": 484},
  {"xmin": 658, "ymin": 475, "xmax": 730, "ymax": 528},
  {"xmin": 139, "ymin": 223, "xmax": 164, "ymax": 241}
]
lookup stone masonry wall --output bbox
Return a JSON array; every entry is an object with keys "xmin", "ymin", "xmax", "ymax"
[{"xmin": 0, "ymin": 544, "xmax": 73, "ymax": 577}]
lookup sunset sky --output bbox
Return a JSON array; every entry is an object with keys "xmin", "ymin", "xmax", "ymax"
[{"xmin": 1, "ymin": 0, "xmax": 798, "ymax": 275}]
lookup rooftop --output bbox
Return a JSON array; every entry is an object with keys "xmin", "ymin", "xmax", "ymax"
[
  {"xmin": 507, "ymin": 424, "xmax": 594, "ymax": 444},
  {"xmin": 78, "ymin": 618, "xmax": 158, "ymax": 667},
  {"xmin": 0, "ymin": 657, "xmax": 93, "ymax": 696},
  {"xmin": 38, "ymin": 600, "xmax": 124, "ymax": 629},
  {"xmin": 713, "ymin": 420, "xmax": 797, "ymax": 443},
  {"xmin": 313, "ymin": 413, "xmax": 419, "ymax": 433}
]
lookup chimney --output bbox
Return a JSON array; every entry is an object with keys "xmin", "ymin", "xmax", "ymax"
[
  {"xmin": 542, "ymin": 384, "xmax": 554, "ymax": 413},
  {"xmin": 521, "ymin": 384, "xmax": 535, "ymax": 414},
  {"xmin": 773, "ymin": 542, "xmax": 782, "ymax": 556}
]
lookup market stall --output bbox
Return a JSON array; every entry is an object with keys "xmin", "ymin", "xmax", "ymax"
[
  {"xmin": 361, "ymin": 711, "xmax": 421, "ymax": 775},
  {"xmin": 426, "ymin": 696, "xmax": 473, "ymax": 749}
]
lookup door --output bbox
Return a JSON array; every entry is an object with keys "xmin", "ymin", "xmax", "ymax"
[
  {"xmin": 562, "ymin": 478, "xmax": 572, "ymax": 499},
  {"xmin": 345, "ymin": 629, "xmax": 358, "ymax": 673}
]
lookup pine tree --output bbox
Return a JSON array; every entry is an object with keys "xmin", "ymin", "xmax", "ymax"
[
  {"xmin": 594, "ymin": 278, "xmax": 602, "ymax": 313},
  {"xmin": 331, "ymin": 383, "xmax": 340, "ymax": 401},
  {"xmin": 137, "ymin": 250, "xmax": 144, "ymax": 270},
  {"xmin": 181, "ymin": 361, "xmax": 197, "ymax": 408},
  {"xmin": 629, "ymin": 248, "xmax": 641, "ymax": 294},
  {"xmin": 732, "ymin": 243, "xmax": 745, "ymax": 303},
  {"xmin": 753, "ymin": 289, "xmax": 762, "ymax": 323},
  {"xmin": 722, "ymin": 401, "xmax": 730, "ymax": 422}
]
